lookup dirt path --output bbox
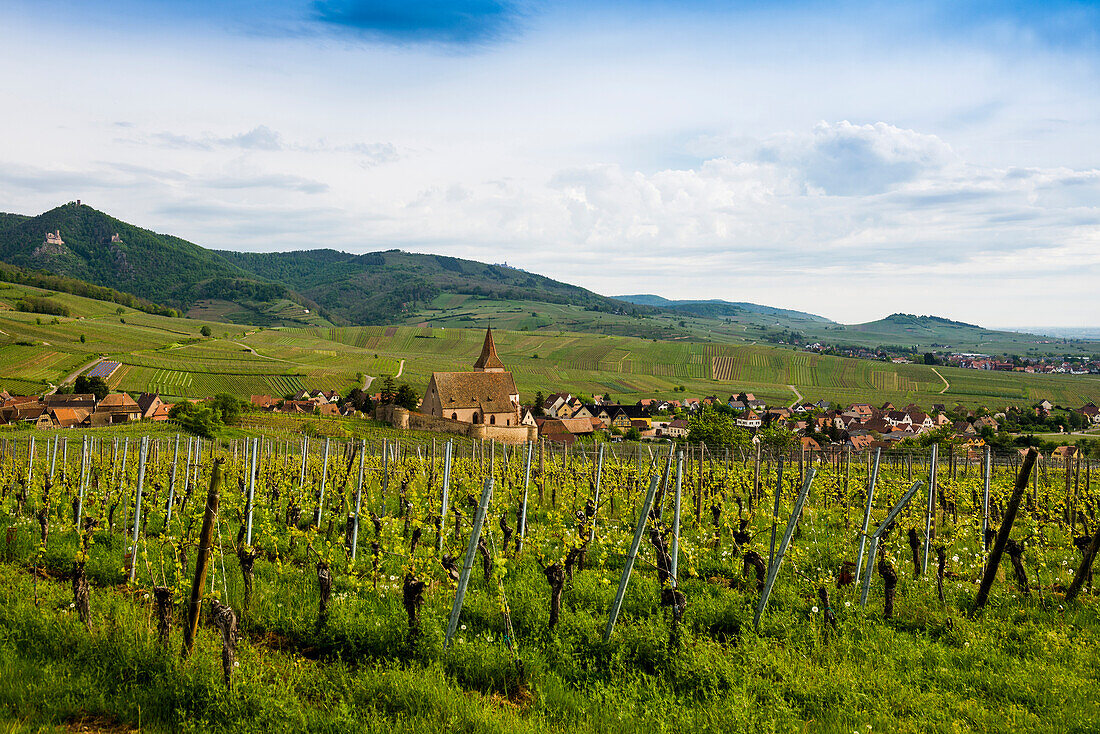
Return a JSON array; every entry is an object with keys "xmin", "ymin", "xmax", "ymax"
[
  {"xmin": 50, "ymin": 356, "xmax": 105, "ymax": 394},
  {"xmin": 395, "ymin": 359, "xmax": 405, "ymax": 378},
  {"xmin": 787, "ymin": 384, "xmax": 803, "ymax": 408},
  {"xmin": 931, "ymin": 367, "xmax": 950, "ymax": 394}
]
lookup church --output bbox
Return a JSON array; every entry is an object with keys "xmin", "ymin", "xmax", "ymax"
[{"xmin": 421, "ymin": 327, "xmax": 521, "ymax": 426}]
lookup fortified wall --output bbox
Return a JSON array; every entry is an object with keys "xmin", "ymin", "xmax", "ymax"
[{"xmin": 374, "ymin": 405, "xmax": 537, "ymax": 445}]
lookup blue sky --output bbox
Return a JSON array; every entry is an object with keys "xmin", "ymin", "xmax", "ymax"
[{"xmin": 1, "ymin": 0, "xmax": 1098, "ymax": 326}]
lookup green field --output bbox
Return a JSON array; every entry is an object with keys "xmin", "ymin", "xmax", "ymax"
[{"xmin": 0, "ymin": 282, "xmax": 1098, "ymax": 410}]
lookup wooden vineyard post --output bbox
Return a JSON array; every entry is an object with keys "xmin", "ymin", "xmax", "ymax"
[
  {"xmin": 444, "ymin": 475, "xmax": 494, "ymax": 650},
  {"xmin": 854, "ymin": 448, "xmax": 882, "ymax": 586},
  {"xmin": 670, "ymin": 451, "xmax": 684, "ymax": 586},
  {"xmin": 754, "ymin": 468, "xmax": 816, "ymax": 630},
  {"xmin": 922, "ymin": 443, "xmax": 939, "ymax": 575},
  {"xmin": 604, "ymin": 475, "xmax": 660, "ymax": 642},
  {"xmin": 696, "ymin": 443, "xmax": 703, "ymax": 526},
  {"xmin": 973, "ymin": 449, "xmax": 1038, "ymax": 613},
  {"xmin": 314, "ymin": 438, "xmax": 330, "ymax": 527},
  {"xmin": 166, "ymin": 434, "xmax": 180, "ymax": 524},
  {"xmin": 128, "ymin": 437, "xmax": 149, "ymax": 583},
  {"xmin": 75, "ymin": 435, "xmax": 88, "ymax": 528},
  {"xmin": 860, "ymin": 480, "xmax": 924, "ymax": 607},
  {"xmin": 1067, "ymin": 505, "xmax": 1100, "ymax": 602},
  {"xmin": 589, "ymin": 443, "xmax": 605, "ymax": 544},
  {"xmin": 351, "ymin": 439, "xmax": 366, "ymax": 561},
  {"xmin": 380, "ymin": 438, "xmax": 390, "ymax": 516},
  {"xmin": 753, "ymin": 443, "xmax": 761, "ymax": 505},
  {"xmin": 767, "ymin": 457, "xmax": 785, "ymax": 574},
  {"xmin": 518, "ymin": 441, "xmax": 533, "ymax": 552},
  {"xmin": 982, "ymin": 446, "xmax": 991, "ymax": 559},
  {"xmin": 183, "ymin": 458, "xmax": 224, "ymax": 658},
  {"xmin": 245, "ymin": 437, "xmax": 258, "ymax": 546},
  {"xmin": 436, "ymin": 440, "xmax": 453, "ymax": 554}
]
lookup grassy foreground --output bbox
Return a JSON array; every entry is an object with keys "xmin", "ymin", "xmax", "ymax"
[{"xmin": 2, "ymin": 531, "xmax": 1100, "ymax": 733}]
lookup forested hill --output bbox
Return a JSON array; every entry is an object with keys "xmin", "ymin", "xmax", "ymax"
[
  {"xmin": 0, "ymin": 202, "xmax": 296, "ymax": 316},
  {"xmin": 220, "ymin": 249, "xmax": 646, "ymax": 324},
  {"xmin": 0, "ymin": 203, "xmax": 648, "ymax": 327}
]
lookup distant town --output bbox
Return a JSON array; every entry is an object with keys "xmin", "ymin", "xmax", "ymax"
[{"xmin": 2, "ymin": 327, "xmax": 1096, "ymax": 460}]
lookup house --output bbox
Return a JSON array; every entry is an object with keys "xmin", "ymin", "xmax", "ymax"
[
  {"xmin": 48, "ymin": 407, "xmax": 92, "ymax": 428},
  {"xmin": 952, "ymin": 421, "xmax": 976, "ymax": 435},
  {"xmin": 801, "ymin": 437, "xmax": 820, "ymax": 451},
  {"xmin": 972, "ymin": 415, "xmax": 999, "ymax": 432},
  {"xmin": 537, "ymin": 418, "xmax": 576, "ymax": 445},
  {"xmin": 558, "ymin": 417, "xmax": 596, "ymax": 436},
  {"xmin": 682, "ymin": 398, "xmax": 701, "ymax": 411},
  {"xmin": 251, "ymin": 395, "xmax": 277, "ymax": 410},
  {"xmin": 421, "ymin": 328, "xmax": 521, "ymax": 427},
  {"xmin": 89, "ymin": 393, "xmax": 142, "ymax": 425},
  {"xmin": 1078, "ymin": 403, "xmax": 1100, "ymax": 424},
  {"xmin": 542, "ymin": 392, "xmax": 572, "ymax": 418},
  {"xmin": 570, "ymin": 404, "xmax": 595, "ymax": 420},
  {"xmin": 665, "ymin": 419, "xmax": 689, "ymax": 438},
  {"xmin": 1051, "ymin": 446, "xmax": 1078, "ymax": 460},
  {"xmin": 520, "ymin": 409, "xmax": 538, "ymax": 427},
  {"xmin": 736, "ymin": 410, "xmax": 762, "ymax": 429},
  {"xmin": 45, "ymin": 393, "xmax": 97, "ymax": 411},
  {"xmin": 848, "ymin": 434, "xmax": 874, "ymax": 451},
  {"xmin": 279, "ymin": 400, "xmax": 315, "ymax": 414},
  {"xmin": 1038, "ymin": 399, "xmax": 1054, "ymax": 412},
  {"xmin": 849, "ymin": 404, "xmax": 874, "ymax": 419},
  {"xmin": 137, "ymin": 393, "xmax": 166, "ymax": 420}
]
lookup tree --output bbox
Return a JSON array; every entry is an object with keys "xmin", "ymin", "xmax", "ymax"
[
  {"xmin": 169, "ymin": 401, "xmax": 223, "ymax": 439},
  {"xmin": 209, "ymin": 394, "xmax": 244, "ymax": 425},
  {"xmin": 379, "ymin": 375, "xmax": 397, "ymax": 404},
  {"xmin": 923, "ymin": 352, "xmax": 938, "ymax": 365},
  {"xmin": 394, "ymin": 383, "xmax": 420, "ymax": 411},
  {"xmin": 687, "ymin": 408, "xmax": 750, "ymax": 449},
  {"xmin": 532, "ymin": 391, "xmax": 545, "ymax": 417},
  {"xmin": 200, "ymin": 325, "xmax": 212, "ymax": 337},
  {"xmin": 624, "ymin": 427, "xmax": 641, "ymax": 441},
  {"xmin": 759, "ymin": 423, "xmax": 797, "ymax": 453},
  {"xmin": 73, "ymin": 375, "xmax": 108, "ymax": 401},
  {"xmin": 79, "ymin": 334, "xmax": 85, "ymax": 344}
]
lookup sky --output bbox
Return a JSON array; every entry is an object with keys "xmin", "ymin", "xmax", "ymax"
[{"xmin": 1, "ymin": 0, "xmax": 1098, "ymax": 327}]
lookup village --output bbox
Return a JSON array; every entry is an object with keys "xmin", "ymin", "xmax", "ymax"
[{"xmin": 1, "ymin": 327, "xmax": 1096, "ymax": 462}]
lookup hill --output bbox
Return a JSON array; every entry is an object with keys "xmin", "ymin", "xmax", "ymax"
[
  {"xmin": 0, "ymin": 202, "xmax": 324, "ymax": 327},
  {"xmin": 0, "ymin": 203, "xmax": 1095, "ymax": 358},
  {"xmin": 220, "ymin": 249, "xmax": 647, "ymax": 325},
  {"xmin": 617, "ymin": 294, "xmax": 833, "ymax": 323}
]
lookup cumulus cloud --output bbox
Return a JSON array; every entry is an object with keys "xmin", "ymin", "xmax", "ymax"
[{"xmin": 756, "ymin": 121, "xmax": 957, "ymax": 196}]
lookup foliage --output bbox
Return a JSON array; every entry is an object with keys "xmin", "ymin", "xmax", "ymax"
[
  {"xmin": 168, "ymin": 400, "xmax": 224, "ymax": 438},
  {"xmin": 72, "ymin": 375, "xmax": 108, "ymax": 400}
]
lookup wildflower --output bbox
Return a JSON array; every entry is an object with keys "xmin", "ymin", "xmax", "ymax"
[
  {"xmin": 952, "ymin": 555, "xmax": 959, "ymax": 563},
  {"xmin": 812, "ymin": 606, "xmax": 819, "ymax": 613},
  {"xmin": 234, "ymin": 661, "xmax": 240, "ymax": 668},
  {"xmin": 389, "ymin": 575, "xmax": 396, "ymax": 581},
  {"xmin": 68, "ymin": 602, "xmax": 75, "ymax": 609},
  {"xmin": 461, "ymin": 624, "xmax": 466, "ymax": 630},
  {"xmin": 845, "ymin": 601, "xmax": 851, "ymax": 608}
]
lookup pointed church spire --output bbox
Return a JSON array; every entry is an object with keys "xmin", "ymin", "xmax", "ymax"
[{"xmin": 473, "ymin": 326, "xmax": 505, "ymax": 372}]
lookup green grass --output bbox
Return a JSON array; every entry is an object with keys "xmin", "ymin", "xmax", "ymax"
[{"xmin": 2, "ymin": 442, "xmax": 1100, "ymax": 732}]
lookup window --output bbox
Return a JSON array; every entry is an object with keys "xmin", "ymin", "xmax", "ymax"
[
  {"xmin": 490, "ymin": 415, "xmax": 496, "ymax": 425},
  {"xmin": 451, "ymin": 412, "xmax": 457, "ymax": 420},
  {"xmin": 472, "ymin": 413, "xmax": 480, "ymax": 424}
]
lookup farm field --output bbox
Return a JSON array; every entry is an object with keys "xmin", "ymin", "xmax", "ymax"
[
  {"xmin": 1, "ymin": 434, "xmax": 1099, "ymax": 732},
  {"xmin": 0, "ymin": 281, "xmax": 1097, "ymax": 411}
]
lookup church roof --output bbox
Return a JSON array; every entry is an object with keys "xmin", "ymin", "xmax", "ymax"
[
  {"xmin": 430, "ymin": 371, "xmax": 518, "ymax": 411},
  {"xmin": 472, "ymin": 327, "xmax": 505, "ymax": 371}
]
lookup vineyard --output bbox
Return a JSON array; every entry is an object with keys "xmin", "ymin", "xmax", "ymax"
[{"xmin": 2, "ymin": 431, "xmax": 1100, "ymax": 732}]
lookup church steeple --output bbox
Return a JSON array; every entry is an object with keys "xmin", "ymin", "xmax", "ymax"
[{"xmin": 472, "ymin": 326, "xmax": 505, "ymax": 372}]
